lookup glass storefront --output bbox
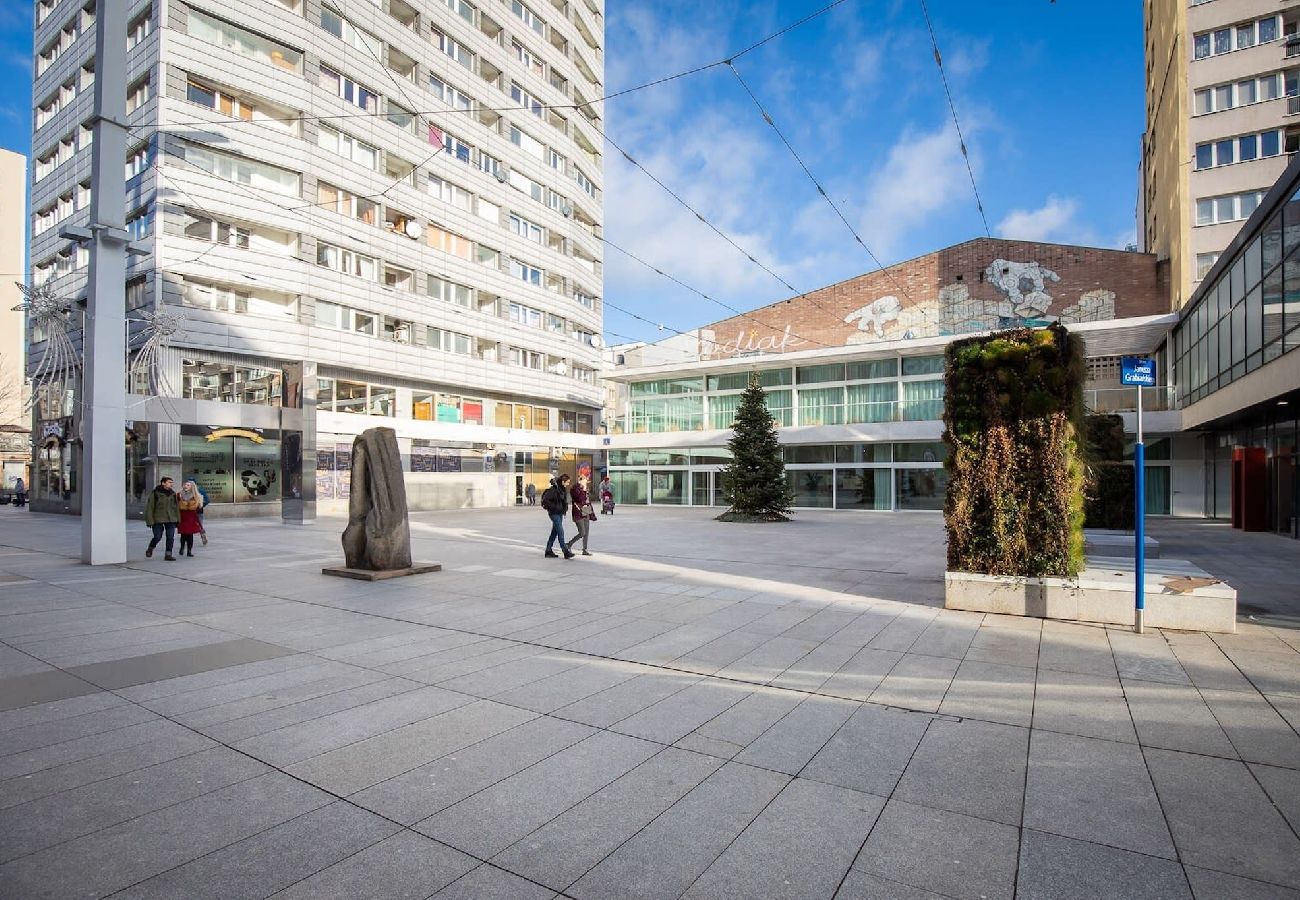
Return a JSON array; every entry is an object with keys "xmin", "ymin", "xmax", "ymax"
[
  {"xmin": 181, "ymin": 426, "xmax": 282, "ymax": 504},
  {"xmin": 608, "ymin": 443, "xmax": 945, "ymax": 510}
]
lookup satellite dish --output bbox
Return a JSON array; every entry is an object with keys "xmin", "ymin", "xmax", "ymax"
[
  {"xmin": 495, "ymin": 168, "xmax": 508, "ymax": 183},
  {"xmin": 404, "ymin": 220, "xmax": 423, "ymax": 240},
  {"xmin": 560, "ymin": 203, "xmax": 572, "ymax": 217},
  {"xmin": 590, "ymin": 335, "xmax": 602, "ymax": 348}
]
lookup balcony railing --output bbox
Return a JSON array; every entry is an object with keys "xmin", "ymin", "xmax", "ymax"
[{"xmin": 1084, "ymin": 386, "xmax": 1177, "ymax": 414}]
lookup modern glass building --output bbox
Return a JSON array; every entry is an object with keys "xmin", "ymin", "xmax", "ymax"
[
  {"xmin": 603, "ymin": 237, "xmax": 1192, "ymax": 515},
  {"xmin": 1169, "ymin": 152, "xmax": 1300, "ymax": 537}
]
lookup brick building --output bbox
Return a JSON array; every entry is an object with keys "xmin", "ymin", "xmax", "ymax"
[{"xmin": 603, "ymin": 238, "xmax": 1193, "ymax": 515}]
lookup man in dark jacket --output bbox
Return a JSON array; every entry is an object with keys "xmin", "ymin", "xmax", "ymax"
[
  {"xmin": 144, "ymin": 477, "xmax": 180, "ymax": 561},
  {"xmin": 540, "ymin": 474, "xmax": 574, "ymax": 559}
]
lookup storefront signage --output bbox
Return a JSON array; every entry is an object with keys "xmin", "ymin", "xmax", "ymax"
[
  {"xmin": 1120, "ymin": 357, "xmax": 1156, "ymax": 387},
  {"xmin": 205, "ymin": 427, "xmax": 265, "ymax": 444},
  {"xmin": 40, "ymin": 421, "xmax": 65, "ymax": 442}
]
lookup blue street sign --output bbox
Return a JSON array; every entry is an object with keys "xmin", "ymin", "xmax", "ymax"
[{"xmin": 1121, "ymin": 356, "xmax": 1157, "ymax": 387}]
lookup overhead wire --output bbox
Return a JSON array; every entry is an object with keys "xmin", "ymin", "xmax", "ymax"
[
  {"xmin": 919, "ymin": 0, "xmax": 991, "ymax": 237},
  {"xmin": 724, "ymin": 60, "xmax": 932, "ymax": 326}
]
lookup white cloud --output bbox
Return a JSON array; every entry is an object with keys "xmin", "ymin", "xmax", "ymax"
[
  {"xmin": 996, "ymin": 196, "xmax": 1102, "ymax": 246},
  {"xmin": 854, "ymin": 121, "xmax": 972, "ymax": 261}
]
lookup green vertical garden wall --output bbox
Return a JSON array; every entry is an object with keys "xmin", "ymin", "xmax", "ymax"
[{"xmin": 942, "ymin": 324, "xmax": 1087, "ymax": 577}]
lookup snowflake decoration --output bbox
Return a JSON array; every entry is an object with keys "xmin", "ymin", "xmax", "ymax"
[
  {"xmin": 12, "ymin": 281, "xmax": 79, "ymax": 411},
  {"xmin": 129, "ymin": 306, "xmax": 187, "ymax": 397}
]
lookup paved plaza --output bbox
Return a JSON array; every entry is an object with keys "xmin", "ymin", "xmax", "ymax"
[{"xmin": 1, "ymin": 506, "xmax": 1299, "ymax": 899}]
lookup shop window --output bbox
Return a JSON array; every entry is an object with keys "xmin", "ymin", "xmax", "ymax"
[{"xmin": 896, "ymin": 468, "xmax": 948, "ymax": 510}]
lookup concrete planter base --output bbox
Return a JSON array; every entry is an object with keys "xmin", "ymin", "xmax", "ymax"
[{"xmin": 945, "ymin": 557, "xmax": 1237, "ymax": 633}]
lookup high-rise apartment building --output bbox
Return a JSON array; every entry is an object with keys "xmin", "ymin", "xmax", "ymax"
[
  {"xmin": 28, "ymin": 0, "xmax": 604, "ymax": 514},
  {"xmin": 1140, "ymin": 0, "xmax": 1300, "ymax": 308},
  {"xmin": 0, "ymin": 148, "xmax": 29, "ymax": 493}
]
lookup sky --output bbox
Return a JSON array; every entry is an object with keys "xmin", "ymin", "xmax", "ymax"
[{"xmin": 0, "ymin": 0, "xmax": 1146, "ymax": 345}]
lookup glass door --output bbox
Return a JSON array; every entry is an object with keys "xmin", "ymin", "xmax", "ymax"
[{"xmin": 692, "ymin": 470, "xmax": 711, "ymax": 506}]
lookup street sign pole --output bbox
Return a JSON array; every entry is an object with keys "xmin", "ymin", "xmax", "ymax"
[
  {"xmin": 1134, "ymin": 387, "xmax": 1145, "ymax": 634},
  {"xmin": 1120, "ymin": 356, "xmax": 1155, "ymax": 635}
]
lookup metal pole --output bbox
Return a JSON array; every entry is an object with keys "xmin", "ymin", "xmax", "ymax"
[
  {"xmin": 81, "ymin": 0, "xmax": 130, "ymax": 564},
  {"xmin": 1135, "ymin": 387, "xmax": 1146, "ymax": 634}
]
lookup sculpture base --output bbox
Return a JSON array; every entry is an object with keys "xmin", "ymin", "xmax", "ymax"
[{"xmin": 321, "ymin": 563, "xmax": 442, "ymax": 581}]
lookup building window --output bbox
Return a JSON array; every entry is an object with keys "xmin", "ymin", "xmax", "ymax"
[
  {"xmin": 188, "ymin": 10, "xmax": 302, "ymax": 72},
  {"xmin": 316, "ymin": 243, "xmax": 378, "ymax": 280},
  {"xmin": 317, "ymin": 182, "xmax": 377, "ymax": 225},
  {"xmin": 182, "ymin": 213, "xmax": 251, "ymax": 247},
  {"xmin": 1195, "ymin": 252, "xmax": 1221, "ymax": 281},
  {"xmin": 427, "ymin": 174, "xmax": 472, "ymax": 210},
  {"xmin": 127, "ymin": 9, "xmax": 152, "ymax": 49},
  {"xmin": 440, "ymin": 131, "xmax": 473, "ymax": 164},
  {"xmin": 186, "ymin": 143, "xmax": 299, "ymax": 196},
  {"xmin": 427, "ymin": 275, "xmax": 473, "ymax": 307},
  {"xmin": 510, "ymin": 82, "xmax": 544, "ymax": 118},
  {"xmin": 317, "ymin": 126, "xmax": 378, "ymax": 169},
  {"xmin": 1194, "ymin": 129, "xmax": 1282, "ymax": 169},
  {"xmin": 126, "ymin": 206, "xmax": 153, "ymax": 240},
  {"xmin": 429, "ymin": 75, "xmax": 472, "ymax": 111},
  {"xmin": 511, "ymin": 0, "xmax": 545, "ymax": 36},
  {"xmin": 509, "ymin": 213, "xmax": 543, "ymax": 243},
  {"xmin": 574, "ymin": 167, "xmax": 596, "ymax": 198},
  {"xmin": 508, "ymin": 302, "xmax": 543, "ymax": 327},
  {"xmin": 1194, "ymin": 72, "xmax": 1283, "ymax": 115},
  {"xmin": 509, "ymin": 347, "xmax": 544, "ymax": 369},
  {"xmin": 126, "ymin": 77, "xmax": 151, "ymax": 113},
  {"xmin": 1195, "ymin": 191, "xmax": 1265, "ymax": 226},
  {"xmin": 428, "ymin": 327, "xmax": 474, "ymax": 354},
  {"xmin": 319, "ymin": 9, "xmax": 382, "ymax": 57},
  {"xmin": 508, "ymin": 170, "xmax": 545, "ymax": 202},
  {"xmin": 512, "ymin": 40, "xmax": 545, "ymax": 78},
  {"xmin": 435, "ymin": 30, "xmax": 473, "ymax": 68},
  {"xmin": 510, "ymin": 259, "xmax": 543, "ymax": 285},
  {"xmin": 427, "ymin": 224, "xmax": 472, "ymax": 260},
  {"xmin": 319, "ymin": 65, "xmax": 379, "ymax": 113}
]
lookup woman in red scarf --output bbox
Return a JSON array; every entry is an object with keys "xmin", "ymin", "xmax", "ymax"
[{"xmin": 566, "ymin": 475, "xmax": 596, "ymax": 556}]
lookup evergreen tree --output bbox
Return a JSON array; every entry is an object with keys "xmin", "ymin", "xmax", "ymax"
[{"xmin": 717, "ymin": 373, "xmax": 794, "ymax": 522}]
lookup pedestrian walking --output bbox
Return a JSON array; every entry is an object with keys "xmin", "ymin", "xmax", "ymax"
[
  {"xmin": 13, "ymin": 476, "xmax": 26, "ymax": 507},
  {"xmin": 566, "ymin": 475, "xmax": 596, "ymax": 556},
  {"xmin": 525, "ymin": 481, "xmax": 536, "ymax": 506},
  {"xmin": 177, "ymin": 481, "xmax": 203, "ymax": 558},
  {"xmin": 190, "ymin": 478, "xmax": 210, "ymax": 545},
  {"xmin": 144, "ymin": 476, "xmax": 180, "ymax": 561},
  {"xmin": 540, "ymin": 474, "xmax": 574, "ymax": 559},
  {"xmin": 599, "ymin": 474, "xmax": 614, "ymax": 515}
]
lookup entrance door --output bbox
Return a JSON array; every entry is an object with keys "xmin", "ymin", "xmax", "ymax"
[{"xmin": 692, "ymin": 471, "xmax": 710, "ymax": 506}]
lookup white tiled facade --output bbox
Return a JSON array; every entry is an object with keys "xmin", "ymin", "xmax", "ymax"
[{"xmin": 28, "ymin": 0, "xmax": 605, "ymax": 511}]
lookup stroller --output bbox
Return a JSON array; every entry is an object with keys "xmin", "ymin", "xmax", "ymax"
[{"xmin": 600, "ymin": 490, "xmax": 615, "ymax": 515}]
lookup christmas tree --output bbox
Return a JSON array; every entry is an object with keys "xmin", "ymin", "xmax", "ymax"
[{"xmin": 716, "ymin": 373, "xmax": 794, "ymax": 522}]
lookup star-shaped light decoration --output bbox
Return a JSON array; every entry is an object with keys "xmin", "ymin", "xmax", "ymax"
[
  {"xmin": 12, "ymin": 281, "xmax": 79, "ymax": 411},
  {"xmin": 128, "ymin": 306, "xmax": 187, "ymax": 397}
]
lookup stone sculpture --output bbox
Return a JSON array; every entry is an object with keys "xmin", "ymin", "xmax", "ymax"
[{"xmin": 341, "ymin": 427, "xmax": 413, "ymax": 571}]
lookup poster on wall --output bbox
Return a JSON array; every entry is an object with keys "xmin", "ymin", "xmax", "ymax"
[
  {"xmin": 317, "ymin": 448, "xmax": 335, "ymax": 472},
  {"xmin": 411, "ymin": 446, "xmax": 437, "ymax": 473},
  {"xmin": 336, "ymin": 442, "xmax": 352, "ymax": 498},
  {"xmin": 181, "ymin": 434, "xmax": 234, "ymax": 504},
  {"xmin": 234, "ymin": 435, "xmax": 281, "ymax": 503},
  {"xmin": 482, "ymin": 453, "xmax": 494, "ymax": 473},
  {"xmin": 316, "ymin": 473, "xmax": 335, "ymax": 500},
  {"xmin": 436, "ymin": 449, "xmax": 462, "ymax": 473}
]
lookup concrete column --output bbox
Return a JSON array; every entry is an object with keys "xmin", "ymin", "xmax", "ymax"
[
  {"xmin": 281, "ymin": 360, "xmax": 317, "ymax": 524},
  {"xmin": 80, "ymin": 0, "xmax": 129, "ymax": 565}
]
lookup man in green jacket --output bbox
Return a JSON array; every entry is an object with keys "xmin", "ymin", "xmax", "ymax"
[{"xmin": 144, "ymin": 477, "xmax": 180, "ymax": 561}]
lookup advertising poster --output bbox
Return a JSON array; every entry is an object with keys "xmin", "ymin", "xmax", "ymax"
[
  {"xmin": 336, "ymin": 442, "xmax": 352, "ymax": 498},
  {"xmin": 181, "ymin": 434, "xmax": 234, "ymax": 504},
  {"xmin": 482, "ymin": 453, "xmax": 494, "ymax": 473},
  {"xmin": 234, "ymin": 437, "xmax": 281, "ymax": 503},
  {"xmin": 316, "ymin": 448, "xmax": 335, "ymax": 472},
  {"xmin": 411, "ymin": 446, "xmax": 437, "ymax": 473},
  {"xmin": 436, "ymin": 449, "xmax": 462, "ymax": 473},
  {"xmin": 316, "ymin": 473, "xmax": 335, "ymax": 500}
]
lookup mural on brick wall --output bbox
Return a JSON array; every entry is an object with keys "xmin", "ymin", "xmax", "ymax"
[
  {"xmin": 683, "ymin": 241, "xmax": 1151, "ymax": 362},
  {"xmin": 841, "ymin": 258, "xmax": 1117, "ymax": 347}
]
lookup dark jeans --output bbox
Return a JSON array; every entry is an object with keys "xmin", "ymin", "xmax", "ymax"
[
  {"xmin": 148, "ymin": 522, "xmax": 176, "ymax": 554},
  {"xmin": 179, "ymin": 533, "xmax": 195, "ymax": 555},
  {"xmin": 545, "ymin": 512, "xmax": 567, "ymax": 553}
]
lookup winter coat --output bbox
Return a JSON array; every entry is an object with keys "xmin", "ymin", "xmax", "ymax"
[
  {"xmin": 178, "ymin": 497, "xmax": 203, "ymax": 535},
  {"xmin": 144, "ymin": 487, "xmax": 180, "ymax": 526},
  {"xmin": 541, "ymin": 479, "xmax": 569, "ymax": 515},
  {"xmin": 570, "ymin": 485, "xmax": 595, "ymax": 522}
]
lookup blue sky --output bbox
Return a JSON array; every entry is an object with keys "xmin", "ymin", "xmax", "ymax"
[{"xmin": 0, "ymin": 1, "xmax": 1145, "ymax": 343}]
